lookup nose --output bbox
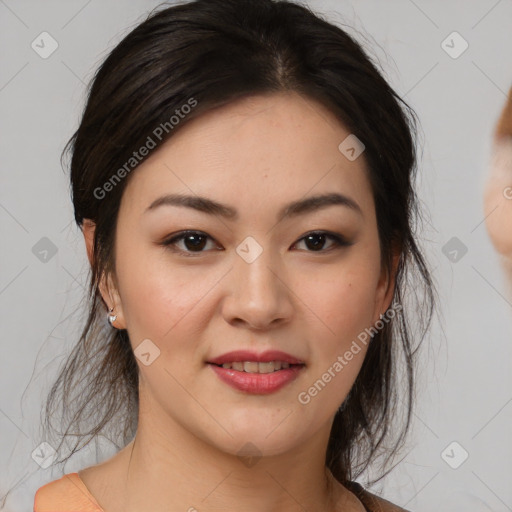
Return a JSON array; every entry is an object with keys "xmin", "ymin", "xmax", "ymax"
[{"xmin": 221, "ymin": 247, "xmax": 294, "ymax": 331}]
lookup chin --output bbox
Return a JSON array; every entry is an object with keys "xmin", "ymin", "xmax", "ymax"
[{"xmin": 198, "ymin": 410, "xmax": 312, "ymax": 460}]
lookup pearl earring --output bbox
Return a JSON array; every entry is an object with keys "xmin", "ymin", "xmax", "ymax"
[{"xmin": 107, "ymin": 306, "xmax": 117, "ymax": 327}]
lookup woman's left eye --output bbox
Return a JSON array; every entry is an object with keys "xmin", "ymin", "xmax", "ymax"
[
  {"xmin": 160, "ymin": 230, "xmax": 350, "ymax": 256},
  {"xmin": 292, "ymin": 231, "xmax": 351, "ymax": 252}
]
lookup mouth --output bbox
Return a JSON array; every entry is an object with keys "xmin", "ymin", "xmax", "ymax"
[
  {"xmin": 208, "ymin": 360, "xmax": 303, "ymax": 373},
  {"xmin": 206, "ymin": 350, "xmax": 306, "ymax": 394},
  {"xmin": 207, "ymin": 349, "xmax": 305, "ymax": 366}
]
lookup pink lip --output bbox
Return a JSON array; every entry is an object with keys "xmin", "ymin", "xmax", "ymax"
[
  {"xmin": 207, "ymin": 350, "xmax": 305, "ymax": 365},
  {"xmin": 208, "ymin": 364, "xmax": 304, "ymax": 394},
  {"xmin": 207, "ymin": 350, "xmax": 306, "ymax": 394}
]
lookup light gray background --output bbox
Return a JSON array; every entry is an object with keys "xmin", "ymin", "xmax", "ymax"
[{"xmin": 1, "ymin": 1, "xmax": 512, "ymax": 511}]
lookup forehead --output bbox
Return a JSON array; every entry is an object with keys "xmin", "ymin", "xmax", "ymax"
[{"xmin": 119, "ymin": 91, "xmax": 373, "ymax": 220}]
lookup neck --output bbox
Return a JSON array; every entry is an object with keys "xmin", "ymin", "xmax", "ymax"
[{"xmin": 109, "ymin": 390, "xmax": 349, "ymax": 512}]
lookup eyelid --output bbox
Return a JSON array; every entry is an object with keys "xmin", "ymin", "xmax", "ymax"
[
  {"xmin": 161, "ymin": 230, "xmax": 221, "ymax": 257},
  {"xmin": 294, "ymin": 230, "xmax": 353, "ymax": 250},
  {"xmin": 160, "ymin": 229, "xmax": 353, "ymax": 256}
]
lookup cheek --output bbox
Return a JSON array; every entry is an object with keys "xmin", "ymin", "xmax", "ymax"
[
  {"xmin": 294, "ymin": 264, "xmax": 379, "ymax": 408},
  {"xmin": 115, "ymin": 244, "xmax": 215, "ymax": 344},
  {"xmin": 299, "ymin": 258, "xmax": 380, "ymax": 347}
]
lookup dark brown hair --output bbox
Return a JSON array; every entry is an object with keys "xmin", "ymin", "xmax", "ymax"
[{"xmin": 44, "ymin": 0, "xmax": 435, "ymax": 488}]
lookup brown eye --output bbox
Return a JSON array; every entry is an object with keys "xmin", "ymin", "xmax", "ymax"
[
  {"xmin": 293, "ymin": 231, "xmax": 351, "ymax": 252},
  {"xmin": 162, "ymin": 231, "xmax": 220, "ymax": 256},
  {"xmin": 161, "ymin": 229, "xmax": 351, "ymax": 257}
]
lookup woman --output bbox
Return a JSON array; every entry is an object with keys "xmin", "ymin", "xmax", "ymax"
[{"xmin": 32, "ymin": 0, "xmax": 435, "ymax": 510}]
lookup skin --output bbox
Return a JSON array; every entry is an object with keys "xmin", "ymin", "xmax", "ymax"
[
  {"xmin": 484, "ymin": 86, "xmax": 512, "ymax": 292},
  {"xmin": 80, "ymin": 91, "xmax": 399, "ymax": 512}
]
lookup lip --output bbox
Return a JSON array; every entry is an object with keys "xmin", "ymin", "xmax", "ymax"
[
  {"xmin": 206, "ymin": 350, "xmax": 305, "ymax": 395},
  {"xmin": 208, "ymin": 364, "xmax": 304, "ymax": 394},
  {"xmin": 207, "ymin": 350, "xmax": 305, "ymax": 366}
]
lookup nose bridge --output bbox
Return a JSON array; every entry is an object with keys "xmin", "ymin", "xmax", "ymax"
[
  {"xmin": 224, "ymin": 235, "xmax": 292, "ymax": 328},
  {"xmin": 239, "ymin": 243, "xmax": 278, "ymax": 292}
]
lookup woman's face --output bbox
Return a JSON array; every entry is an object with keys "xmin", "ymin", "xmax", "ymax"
[{"xmin": 94, "ymin": 91, "xmax": 395, "ymax": 458}]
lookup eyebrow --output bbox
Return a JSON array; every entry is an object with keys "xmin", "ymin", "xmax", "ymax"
[{"xmin": 144, "ymin": 192, "xmax": 363, "ymax": 221}]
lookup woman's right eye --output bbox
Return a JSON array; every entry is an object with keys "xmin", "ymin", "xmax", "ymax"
[{"xmin": 161, "ymin": 230, "xmax": 221, "ymax": 256}]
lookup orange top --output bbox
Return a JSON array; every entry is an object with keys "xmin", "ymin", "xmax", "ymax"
[
  {"xmin": 34, "ymin": 473, "xmax": 104, "ymax": 512},
  {"xmin": 33, "ymin": 472, "xmax": 409, "ymax": 511}
]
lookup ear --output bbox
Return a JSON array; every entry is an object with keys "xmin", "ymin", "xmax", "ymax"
[
  {"xmin": 81, "ymin": 218, "xmax": 126, "ymax": 329},
  {"xmin": 82, "ymin": 218, "xmax": 96, "ymax": 267},
  {"xmin": 372, "ymin": 243, "xmax": 401, "ymax": 325}
]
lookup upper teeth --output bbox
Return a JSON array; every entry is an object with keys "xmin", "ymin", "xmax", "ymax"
[{"xmin": 220, "ymin": 361, "xmax": 291, "ymax": 373}]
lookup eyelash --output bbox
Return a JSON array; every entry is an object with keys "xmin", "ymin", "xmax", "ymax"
[{"xmin": 160, "ymin": 230, "xmax": 351, "ymax": 257}]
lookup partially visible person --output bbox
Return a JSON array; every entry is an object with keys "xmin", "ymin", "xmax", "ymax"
[{"xmin": 484, "ymin": 86, "xmax": 512, "ymax": 294}]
